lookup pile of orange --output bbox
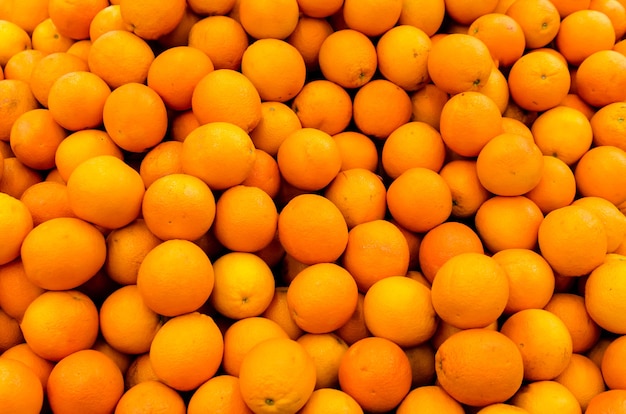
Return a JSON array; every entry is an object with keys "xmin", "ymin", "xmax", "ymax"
[{"xmin": 2, "ymin": 0, "xmax": 626, "ymax": 412}]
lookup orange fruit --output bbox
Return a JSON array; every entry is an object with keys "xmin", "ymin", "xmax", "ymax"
[
  {"xmin": 474, "ymin": 196, "xmax": 543, "ymax": 253},
  {"xmin": 241, "ymin": 38, "xmax": 306, "ymax": 102},
  {"xmin": 213, "ymin": 184, "xmax": 278, "ymax": 252},
  {"xmin": 239, "ymin": 337, "xmax": 316, "ymax": 413},
  {"xmin": 209, "ymin": 252, "xmax": 276, "ymax": 320},
  {"xmin": 335, "ymin": 292, "xmax": 370, "ymax": 345},
  {"xmin": 3, "ymin": 49, "xmax": 45, "ymax": 83},
  {"xmin": 138, "ymin": 140, "xmax": 184, "ymax": 188},
  {"xmin": 586, "ymin": 390, "xmax": 626, "ymax": 414},
  {"xmin": 0, "ymin": 157, "xmax": 43, "ymax": 199},
  {"xmin": 510, "ymin": 380, "xmax": 582, "ymax": 414},
  {"xmin": 576, "ymin": 50, "xmax": 626, "ymax": 107},
  {"xmin": 0, "ymin": 357, "xmax": 44, "ymax": 414},
  {"xmin": 0, "ymin": 79, "xmax": 39, "ymax": 142},
  {"xmin": 477, "ymin": 404, "xmax": 532, "ymax": 413},
  {"xmin": 601, "ymin": 336, "xmax": 626, "ymax": 389},
  {"xmin": 286, "ymin": 16, "xmax": 334, "ymax": 71},
  {"xmin": 238, "ymin": 0, "xmax": 299, "ymax": 39},
  {"xmin": 363, "ymin": 275, "xmax": 437, "ymax": 347},
  {"xmin": 0, "ymin": 259, "xmax": 45, "ymax": 321},
  {"xmin": 476, "ymin": 132, "xmax": 544, "ymax": 196},
  {"xmin": 445, "ymin": 0, "xmax": 499, "ymax": 24},
  {"xmin": 102, "ymin": 82, "xmax": 168, "ymax": 153},
  {"xmin": 87, "ymin": 30, "xmax": 155, "ymax": 88},
  {"xmin": 323, "ymin": 168, "xmax": 387, "ymax": 229},
  {"xmin": 20, "ymin": 290, "xmax": 99, "ymax": 361},
  {"xmin": 574, "ymin": 145, "xmax": 626, "ymax": 205},
  {"xmin": 556, "ymin": 9, "xmax": 616, "ymax": 66},
  {"xmin": 0, "ymin": 20, "xmax": 31, "ymax": 67},
  {"xmin": 299, "ymin": 388, "xmax": 363, "ymax": 414},
  {"xmin": 10, "ymin": 108, "xmax": 67, "ymax": 171},
  {"xmin": 559, "ymin": 93, "xmax": 596, "ymax": 120},
  {"xmin": 187, "ymin": 0, "xmax": 236, "ymax": 15},
  {"xmin": 480, "ymin": 65, "xmax": 510, "ymax": 114},
  {"xmin": 278, "ymin": 193, "xmax": 348, "ymax": 265},
  {"xmin": 439, "ymin": 159, "xmax": 490, "ymax": 218},
  {"xmin": 397, "ymin": 385, "xmax": 465, "ymax": 414},
  {"xmin": 342, "ymin": 219, "xmax": 410, "ymax": 292},
  {"xmin": 88, "ymin": 4, "xmax": 128, "ymax": 42},
  {"xmin": 187, "ymin": 15, "xmax": 249, "ymax": 71},
  {"xmin": 0, "ymin": 309, "xmax": 23, "ymax": 353},
  {"xmin": 66, "ymin": 155, "xmax": 144, "ymax": 230},
  {"xmin": 170, "ymin": 110, "xmax": 200, "ymax": 143},
  {"xmin": 431, "ymin": 252, "xmax": 509, "ymax": 329},
  {"xmin": 287, "ymin": 262, "xmax": 358, "ymax": 334},
  {"xmin": 65, "ymin": 39, "xmax": 92, "ymax": 61},
  {"xmin": 573, "ymin": 196, "xmax": 626, "ymax": 253},
  {"xmin": 318, "ymin": 29, "xmax": 377, "ymax": 89},
  {"xmin": 409, "ymin": 83, "xmax": 449, "ymax": 131},
  {"xmin": 431, "ymin": 319, "xmax": 500, "ymax": 350},
  {"xmin": 0, "ymin": 192, "xmax": 33, "ymax": 266},
  {"xmin": 20, "ymin": 181, "xmax": 75, "ymax": 227},
  {"xmin": 114, "ymin": 380, "xmax": 186, "ymax": 414},
  {"xmin": 333, "ymin": 131, "xmax": 379, "ymax": 173},
  {"xmin": 501, "ymin": 308, "xmax": 574, "ymax": 380},
  {"xmin": 31, "ymin": 53, "xmax": 91, "ymax": 107},
  {"xmin": 398, "ymin": 0, "xmax": 446, "ymax": 36},
  {"xmin": 342, "ymin": 0, "xmax": 402, "ymax": 36},
  {"xmin": 240, "ymin": 149, "xmax": 281, "ymax": 199},
  {"xmin": 119, "ymin": 0, "xmax": 186, "ymax": 40},
  {"xmin": 439, "ymin": 91, "xmax": 503, "ymax": 157},
  {"xmin": 146, "ymin": 46, "xmax": 214, "ymax": 111},
  {"xmin": 1, "ymin": 342, "xmax": 55, "ymax": 390},
  {"xmin": 296, "ymin": 0, "xmax": 343, "ymax": 18},
  {"xmin": 404, "ymin": 342, "xmax": 437, "ymax": 386},
  {"xmin": 508, "ymin": 49, "xmax": 571, "ymax": 112},
  {"xmin": 591, "ymin": 101, "xmax": 626, "ymax": 150},
  {"xmin": 149, "ymin": 312, "xmax": 223, "ymax": 391},
  {"xmin": 591, "ymin": 0, "xmax": 626, "ymax": 39},
  {"xmin": 31, "ymin": 18, "xmax": 75, "ymax": 54},
  {"xmin": 339, "ymin": 336, "xmax": 412, "ymax": 412},
  {"xmin": 124, "ymin": 353, "xmax": 158, "ymax": 390},
  {"xmin": 249, "ymin": 101, "xmax": 301, "ymax": 156},
  {"xmin": 544, "ymin": 292, "xmax": 601, "ymax": 353},
  {"xmin": 48, "ymin": 0, "xmax": 108, "ymax": 40},
  {"xmin": 99, "ymin": 285, "xmax": 163, "ymax": 355},
  {"xmin": 262, "ymin": 286, "xmax": 305, "ymax": 340},
  {"xmin": 191, "ymin": 69, "xmax": 262, "ymax": 133},
  {"xmin": 468, "ymin": 13, "xmax": 526, "ymax": 67},
  {"xmin": 4, "ymin": 0, "xmax": 50, "ymax": 34},
  {"xmin": 155, "ymin": 5, "xmax": 201, "ymax": 48},
  {"xmin": 505, "ymin": 0, "xmax": 561, "ymax": 48},
  {"xmin": 386, "ymin": 167, "xmax": 452, "ymax": 233},
  {"xmin": 426, "ymin": 33, "xmax": 494, "ymax": 95},
  {"xmin": 20, "ymin": 217, "xmax": 106, "ymax": 290},
  {"xmin": 296, "ymin": 333, "xmax": 349, "ymax": 390},
  {"xmin": 585, "ymin": 259, "xmax": 626, "ymax": 334},
  {"xmin": 181, "ymin": 122, "xmax": 257, "ymax": 191},
  {"xmin": 188, "ymin": 374, "xmax": 253, "ymax": 414},
  {"xmin": 291, "ymin": 79, "xmax": 352, "ymax": 136},
  {"xmin": 525, "ymin": 155, "xmax": 577, "ymax": 214}
]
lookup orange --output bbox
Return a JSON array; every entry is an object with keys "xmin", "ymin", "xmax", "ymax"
[
  {"xmin": 403, "ymin": 342, "xmax": 436, "ymax": 386},
  {"xmin": 0, "ymin": 309, "xmax": 23, "ymax": 353},
  {"xmin": 54, "ymin": 129, "xmax": 123, "ymax": 183},
  {"xmin": 191, "ymin": 69, "xmax": 262, "ymax": 133},
  {"xmin": 505, "ymin": 0, "xmax": 561, "ymax": 48},
  {"xmin": 182, "ymin": 121, "xmax": 257, "ymax": 190},
  {"xmin": 291, "ymin": 79, "xmax": 352, "ymax": 136},
  {"xmin": 241, "ymin": 38, "xmax": 306, "ymax": 102},
  {"xmin": 531, "ymin": 106, "xmax": 593, "ymax": 166},
  {"xmin": 222, "ymin": 317, "xmax": 289, "ymax": 377},
  {"xmin": 507, "ymin": 49, "xmax": 571, "ymax": 112},
  {"xmin": 585, "ymin": 259, "xmax": 626, "ymax": 334},
  {"xmin": 501, "ymin": 116, "xmax": 534, "ymax": 138},
  {"xmin": 591, "ymin": 0, "xmax": 626, "ymax": 39},
  {"xmin": 431, "ymin": 319, "xmax": 499, "ymax": 350},
  {"xmin": 3, "ymin": 49, "xmax": 45, "ymax": 83},
  {"xmin": 299, "ymin": 388, "xmax": 363, "ymax": 414},
  {"xmin": 209, "ymin": 252, "xmax": 275, "ymax": 320},
  {"xmin": 238, "ymin": 0, "xmax": 299, "ymax": 39},
  {"xmin": 409, "ymin": 83, "xmax": 449, "ymax": 131},
  {"xmin": 573, "ymin": 196, "xmax": 626, "ymax": 253},
  {"xmin": 102, "ymin": 82, "xmax": 168, "ymax": 153},
  {"xmin": 587, "ymin": 336, "xmax": 613, "ymax": 369},
  {"xmin": 586, "ymin": 389, "xmax": 626, "ymax": 414},
  {"xmin": 574, "ymin": 145, "xmax": 626, "ymax": 206},
  {"xmin": 476, "ymin": 195, "xmax": 544, "ymax": 252},
  {"xmin": 0, "ymin": 259, "xmax": 44, "ymax": 321},
  {"xmin": 468, "ymin": 13, "xmax": 526, "ymax": 67},
  {"xmin": 435, "ymin": 328, "xmax": 524, "ymax": 407},
  {"xmin": 555, "ymin": 355, "xmax": 605, "ymax": 410},
  {"xmin": 47, "ymin": 349, "xmax": 123, "ymax": 414},
  {"xmin": 363, "ymin": 275, "xmax": 437, "ymax": 347},
  {"xmin": 524, "ymin": 155, "xmax": 577, "ymax": 214},
  {"xmin": 333, "ymin": 131, "xmax": 378, "ymax": 173},
  {"xmin": 1, "ymin": 343, "xmax": 54, "ymax": 390},
  {"xmin": 124, "ymin": 353, "xmax": 158, "ymax": 390},
  {"xmin": 318, "ymin": 29, "xmax": 377, "ymax": 89},
  {"xmin": 575, "ymin": 50, "xmax": 626, "ymax": 107},
  {"xmin": 445, "ymin": 0, "xmax": 499, "ymax": 24},
  {"xmin": 426, "ymin": 33, "xmax": 494, "ymax": 95},
  {"xmin": 20, "ymin": 181, "xmax": 75, "ymax": 227},
  {"xmin": 137, "ymin": 239, "xmax": 213, "ymax": 317},
  {"xmin": 1, "ymin": 0, "xmax": 49, "ymax": 34},
  {"xmin": 296, "ymin": 333, "xmax": 349, "ymax": 389},
  {"xmin": 286, "ymin": 16, "xmax": 334, "ymax": 71},
  {"xmin": 20, "ymin": 217, "xmax": 106, "ymax": 290},
  {"xmin": 481, "ymin": 64, "xmax": 512, "ymax": 115},
  {"xmin": 119, "ymin": 0, "xmax": 186, "ymax": 40},
  {"xmin": 323, "ymin": 168, "xmax": 386, "ymax": 229},
  {"xmin": 476, "ymin": 132, "xmax": 544, "ymax": 196},
  {"xmin": 439, "ymin": 91, "xmax": 503, "ymax": 157},
  {"xmin": 99, "ymin": 285, "xmax": 163, "ymax": 355},
  {"xmin": 114, "ymin": 380, "xmax": 186, "ymax": 414},
  {"xmin": 338, "ymin": 336, "xmax": 412, "ymax": 412},
  {"xmin": 20, "ymin": 290, "xmax": 99, "ymax": 361},
  {"xmin": 213, "ymin": 184, "xmax": 278, "ymax": 252},
  {"xmin": 262, "ymin": 286, "xmax": 305, "ymax": 340},
  {"xmin": 0, "ymin": 157, "xmax": 42, "ymax": 199},
  {"xmin": 249, "ymin": 101, "xmax": 301, "ymax": 156},
  {"xmin": 439, "ymin": 159, "xmax": 490, "ymax": 218},
  {"xmin": 386, "ymin": 167, "xmax": 452, "ymax": 233},
  {"xmin": 335, "ymin": 292, "xmax": 370, "ymax": 345},
  {"xmin": 296, "ymin": 0, "xmax": 343, "ymax": 18},
  {"xmin": 477, "ymin": 404, "xmax": 532, "ymax": 413},
  {"xmin": 170, "ymin": 110, "xmax": 200, "ymax": 143},
  {"xmin": 0, "ymin": 20, "xmax": 32, "ymax": 67},
  {"xmin": 149, "ymin": 312, "xmax": 223, "ymax": 391},
  {"xmin": 240, "ymin": 149, "xmax": 281, "ymax": 199},
  {"xmin": 397, "ymin": 385, "xmax": 465, "ymax": 414},
  {"xmin": 138, "ymin": 140, "xmax": 183, "ymax": 188},
  {"xmin": 65, "ymin": 39, "xmax": 91, "ymax": 61},
  {"xmin": 0, "ymin": 357, "xmax": 44, "ymax": 414},
  {"xmin": 239, "ymin": 337, "xmax": 316, "ymax": 413},
  {"xmin": 188, "ymin": 375, "xmax": 253, "ymax": 414},
  {"xmin": 501, "ymin": 308, "xmax": 573, "ymax": 380},
  {"xmin": 418, "ymin": 221, "xmax": 484, "ymax": 283},
  {"xmin": 286, "ymin": 262, "xmax": 358, "ymax": 334},
  {"xmin": 591, "ymin": 101, "xmax": 626, "ymax": 150},
  {"xmin": 431, "ymin": 252, "xmax": 509, "ymax": 329},
  {"xmin": 559, "ymin": 93, "xmax": 596, "ymax": 120},
  {"xmin": 187, "ymin": 0, "xmax": 236, "ymax": 15},
  {"xmin": 556, "ymin": 9, "xmax": 616, "ymax": 66},
  {"xmin": 87, "ymin": 30, "xmax": 155, "ymax": 88},
  {"xmin": 342, "ymin": 219, "xmax": 410, "ymax": 292},
  {"xmin": 510, "ymin": 380, "xmax": 582, "ymax": 414},
  {"xmin": 146, "ymin": 46, "xmax": 214, "ymax": 111},
  {"xmin": 187, "ymin": 15, "xmax": 249, "ymax": 71},
  {"xmin": 601, "ymin": 336, "xmax": 626, "ymax": 389},
  {"xmin": 398, "ymin": 0, "xmax": 445, "ymax": 36},
  {"xmin": 88, "ymin": 4, "xmax": 128, "ymax": 42},
  {"xmin": 10, "ymin": 108, "xmax": 67, "ymax": 171},
  {"xmin": 342, "ymin": 0, "xmax": 402, "ymax": 37},
  {"xmin": 156, "ymin": 4, "xmax": 201, "ymax": 49},
  {"xmin": 0, "ymin": 192, "xmax": 33, "ymax": 267},
  {"xmin": 544, "ymin": 292, "xmax": 601, "ymax": 353},
  {"xmin": 66, "ymin": 155, "xmax": 144, "ymax": 230},
  {"xmin": 31, "ymin": 18, "xmax": 74, "ymax": 54},
  {"xmin": 48, "ymin": 0, "xmax": 108, "ymax": 40},
  {"xmin": 0, "ymin": 79, "xmax": 39, "ymax": 142},
  {"xmin": 549, "ymin": 0, "xmax": 591, "ymax": 16}
]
